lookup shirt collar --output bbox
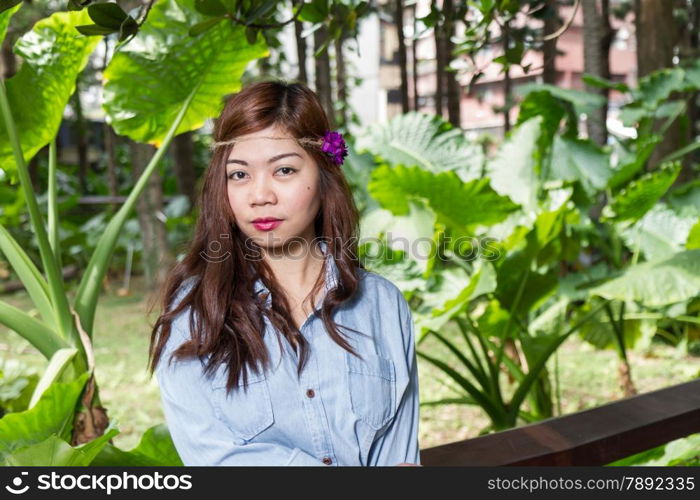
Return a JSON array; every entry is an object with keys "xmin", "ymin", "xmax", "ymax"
[{"xmin": 252, "ymin": 240, "xmax": 339, "ymax": 308}]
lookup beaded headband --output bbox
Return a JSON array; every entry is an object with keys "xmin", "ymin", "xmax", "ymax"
[{"xmin": 210, "ymin": 130, "xmax": 349, "ymax": 166}]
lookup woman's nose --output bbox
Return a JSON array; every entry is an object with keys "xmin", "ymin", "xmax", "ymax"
[{"xmin": 250, "ymin": 175, "xmax": 276, "ymax": 205}]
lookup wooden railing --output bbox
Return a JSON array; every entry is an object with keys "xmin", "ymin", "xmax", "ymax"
[{"xmin": 420, "ymin": 378, "xmax": 700, "ymax": 466}]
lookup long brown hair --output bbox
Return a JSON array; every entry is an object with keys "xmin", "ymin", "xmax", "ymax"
[{"xmin": 147, "ymin": 79, "xmax": 364, "ymax": 394}]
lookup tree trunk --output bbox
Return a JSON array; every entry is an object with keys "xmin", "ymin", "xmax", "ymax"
[
  {"xmin": 1, "ymin": 33, "xmax": 17, "ymax": 78},
  {"xmin": 71, "ymin": 375, "xmax": 109, "ymax": 446},
  {"xmin": 432, "ymin": 0, "xmax": 445, "ymax": 118},
  {"xmin": 583, "ymin": 0, "xmax": 612, "ymax": 146},
  {"xmin": 618, "ymin": 358, "xmax": 638, "ymax": 397},
  {"xmin": 636, "ymin": 0, "xmax": 687, "ymax": 176},
  {"xmin": 443, "ymin": 0, "xmax": 461, "ymax": 127},
  {"xmin": 503, "ymin": 21, "xmax": 512, "ymax": 132},
  {"xmin": 334, "ymin": 35, "xmax": 349, "ymax": 128},
  {"xmin": 686, "ymin": 1, "xmax": 700, "ymax": 166},
  {"xmin": 129, "ymin": 140, "xmax": 172, "ymax": 289},
  {"xmin": 314, "ymin": 25, "xmax": 335, "ymax": 127},
  {"xmin": 676, "ymin": 0, "xmax": 700, "ymax": 185},
  {"xmin": 542, "ymin": 0, "xmax": 559, "ymax": 84},
  {"xmin": 412, "ymin": 3, "xmax": 420, "ymax": 111},
  {"xmin": 635, "ymin": 0, "xmax": 677, "ymax": 77},
  {"xmin": 294, "ymin": 17, "xmax": 308, "ymax": 84},
  {"xmin": 171, "ymin": 131, "xmax": 197, "ymax": 209},
  {"xmin": 395, "ymin": 0, "xmax": 410, "ymax": 114}
]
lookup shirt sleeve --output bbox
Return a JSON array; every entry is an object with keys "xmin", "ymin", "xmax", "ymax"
[
  {"xmin": 365, "ymin": 301, "xmax": 421, "ymax": 466},
  {"xmin": 155, "ymin": 290, "xmax": 324, "ymax": 466}
]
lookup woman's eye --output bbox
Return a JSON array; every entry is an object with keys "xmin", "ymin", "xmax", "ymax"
[
  {"xmin": 227, "ymin": 171, "xmax": 246, "ymax": 180},
  {"xmin": 277, "ymin": 166, "xmax": 297, "ymax": 175},
  {"xmin": 227, "ymin": 167, "xmax": 297, "ymax": 181}
]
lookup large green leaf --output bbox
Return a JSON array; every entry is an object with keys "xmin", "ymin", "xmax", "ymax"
[
  {"xmin": 549, "ymin": 136, "xmax": 612, "ymax": 197},
  {"xmin": 367, "ymin": 200, "xmax": 437, "ymax": 276},
  {"xmin": 558, "ymin": 263, "xmax": 610, "ymax": 302},
  {"xmin": 529, "ymin": 297, "xmax": 568, "ymax": 336},
  {"xmin": 620, "ymin": 100, "xmax": 685, "ymax": 127},
  {"xmin": 498, "ymin": 266, "xmax": 558, "ymax": 315},
  {"xmin": 414, "ymin": 261, "xmax": 497, "ymax": 340},
  {"xmin": 368, "ymin": 164, "xmax": 519, "ymax": 230},
  {"xmin": 589, "ymin": 250, "xmax": 700, "ymax": 307},
  {"xmin": 91, "ymin": 423, "xmax": 183, "ymax": 466},
  {"xmin": 631, "ymin": 67, "xmax": 687, "ymax": 107},
  {"xmin": 435, "ymin": 261, "xmax": 496, "ymax": 315},
  {"xmin": 602, "ymin": 162, "xmax": 681, "ymax": 222},
  {"xmin": 477, "ymin": 299, "xmax": 513, "ymax": 340},
  {"xmin": 358, "ymin": 228, "xmax": 426, "ymax": 293},
  {"xmin": 444, "ymin": 261, "xmax": 496, "ymax": 308},
  {"xmin": 516, "ymin": 89, "xmax": 579, "ymax": 169},
  {"xmin": 494, "ymin": 206, "xmax": 571, "ymax": 314},
  {"xmin": 619, "ymin": 65, "xmax": 699, "ymax": 128},
  {"xmin": 576, "ymin": 301, "xmax": 657, "ymax": 351},
  {"xmin": 354, "ymin": 111, "xmax": 485, "ymax": 180},
  {"xmin": 516, "ymin": 83, "xmax": 606, "ymax": 117},
  {"xmin": 688, "ymin": 220, "xmax": 700, "ymax": 250},
  {"xmin": 607, "ymin": 135, "xmax": 661, "ymax": 192},
  {"xmin": 516, "ymin": 89, "xmax": 577, "ymax": 140},
  {"xmin": 0, "ymin": 372, "xmax": 89, "ymax": 461},
  {"xmin": 0, "ymin": 9, "xmax": 100, "ymax": 177},
  {"xmin": 643, "ymin": 434, "xmax": 700, "ymax": 466},
  {"xmin": 487, "ymin": 116, "xmax": 541, "ymax": 215},
  {"xmin": 3, "ymin": 424, "xmax": 119, "ymax": 466},
  {"xmin": 0, "ymin": 2, "xmax": 21, "ymax": 43},
  {"xmin": 340, "ymin": 142, "xmax": 376, "ymax": 214},
  {"xmin": 28, "ymin": 348, "xmax": 79, "ymax": 409},
  {"xmin": 0, "ymin": 357, "xmax": 37, "ymax": 408},
  {"xmin": 620, "ymin": 204, "xmax": 697, "ymax": 261},
  {"xmin": 102, "ymin": 0, "xmax": 268, "ymax": 145},
  {"xmin": 668, "ymin": 179, "xmax": 700, "ymax": 218}
]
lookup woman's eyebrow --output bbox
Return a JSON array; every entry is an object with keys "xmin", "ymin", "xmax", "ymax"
[{"xmin": 226, "ymin": 152, "xmax": 302, "ymax": 166}]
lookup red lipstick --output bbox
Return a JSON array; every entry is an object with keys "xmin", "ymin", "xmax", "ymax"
[{"xmin": 252, "ymin": 217, "xmax": 283, "ymax": 231}]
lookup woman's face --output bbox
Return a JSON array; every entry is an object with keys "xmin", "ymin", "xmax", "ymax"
[{"xmin": 226, "ymin": 125, "xmax": 322, "ymax": 251}]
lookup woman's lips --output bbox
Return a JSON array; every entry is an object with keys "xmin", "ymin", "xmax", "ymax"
[{"xmin": 252, "ymin": 220, "xmax": 283, "ymax": 231}]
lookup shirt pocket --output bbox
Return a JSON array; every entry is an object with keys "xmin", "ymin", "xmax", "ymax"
[
  {"xmin": 345, "ymin": 351, "xmax": 397, "ymax": 430},
  {"xmin": 210, "ymin": 367, "xmax": 274, "ymax": 443}
]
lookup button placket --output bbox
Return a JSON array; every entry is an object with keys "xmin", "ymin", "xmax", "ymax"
[
  {"xmin": 304, "ymin": 323, "xmax": 339, "ymax": 466},
  {"xmin": 297, "ymin": 344, "xmax": 327, "ymax": 459},
  {"xmin": 297, "ymin": 321, "xmax": 337, "ymax": 465}
]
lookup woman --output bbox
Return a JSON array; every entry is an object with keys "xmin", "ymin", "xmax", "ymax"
[{"xmin": 148, "ymin": 79, "xmax": 421, "ymax": 466}]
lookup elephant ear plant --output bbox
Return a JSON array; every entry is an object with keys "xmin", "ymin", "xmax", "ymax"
[
  {"xmin": 353, "ymin": 63, "xmax": 700, "ymax": 433},
  {"xmin": 0, "ymin": 0, "xmax": 267, "ymax": 465}
]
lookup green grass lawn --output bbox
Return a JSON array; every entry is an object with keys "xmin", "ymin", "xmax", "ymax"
[{"xmin": 1, "ymin": 277, "xmax": 699, "ymax": 454}]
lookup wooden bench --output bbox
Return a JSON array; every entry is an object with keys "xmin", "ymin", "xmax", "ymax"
[{"xmin": 419, "ymin": 378, "xmax": 700, "ymax": 465}]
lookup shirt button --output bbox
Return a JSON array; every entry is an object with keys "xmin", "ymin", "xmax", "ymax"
[
  {"xmin": 306, "ymin": 388, "xmax": 315, "ymax": 398},
  {"xmin": 322, "ymin": 457, "xmax": 332, "ymax": 465}
]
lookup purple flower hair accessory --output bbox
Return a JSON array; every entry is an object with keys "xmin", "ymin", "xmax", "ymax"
[{"xmin": 320, "ymin": 130, "xmax": 349, "ymax": 166}]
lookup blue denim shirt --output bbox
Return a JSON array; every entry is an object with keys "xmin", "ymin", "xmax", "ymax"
[{"xmin": 155, "ymin": 242, "xmax": 421, "ymax": 466}]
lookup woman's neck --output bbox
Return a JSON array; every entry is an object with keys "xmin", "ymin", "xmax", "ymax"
[{"xmin": 262, "ymin": 240, "xmax": 326, "ymax": 294}]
